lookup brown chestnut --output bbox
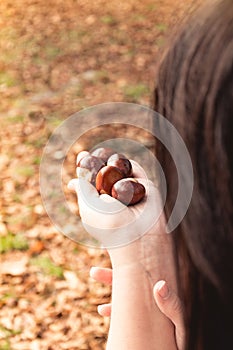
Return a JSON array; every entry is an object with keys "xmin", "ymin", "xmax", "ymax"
[
  {"xmin": 107, "ymin": 153, "xmax": 132, "ymax": 177},
  {"xmin": 96, "ymin": 165, "xmax": 124, "ymax": 195},
  {"xmin": 111, "ymin": 178, "xmax": 145, "ymax": 205},
  {"xmin": 77, "ymin": 154, "xmax": 105, "ymax": 185},
  {"xmin": 91, "ymin": 147, "xmax": 115, "ymax": 163}
]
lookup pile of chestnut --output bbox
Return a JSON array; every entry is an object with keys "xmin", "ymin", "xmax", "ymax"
[{"xmin": 76, "ymin": 147, "xmax": 146, "ymax": 206}]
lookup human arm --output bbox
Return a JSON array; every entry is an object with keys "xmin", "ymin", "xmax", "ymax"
[
  {"xmin": 104, "ymin": 216, "xmax": 178, "ymax": 350},
  {"xmin": 68, "ymin": 160, "xmax": 180, "ymax": 349},
  {"xmin": 91, "ymin": 266, "xmax": 185, "ymax": 350}
]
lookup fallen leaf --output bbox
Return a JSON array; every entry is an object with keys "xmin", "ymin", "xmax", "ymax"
[{"xmin": 0, "ymin": 256, "xmax": 28, "ymax": 275}]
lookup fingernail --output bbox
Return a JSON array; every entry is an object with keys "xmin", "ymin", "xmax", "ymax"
[
  {"xmin": 90, "ymin": 266, "xmax": 98, "ymax": 278},
  {"xmin": 68, "ymin": 179, "xmax": 79, "ymax": 191},
  {"xmin": 67, "ymin": 180, "xmax": 75, "ymax": 190},
  {"xmin": 156, "ymin": 280, "xmax": 170, "ymax": 299},
  {"xmin": 97, "ymin": 304, "xmax": 105, "ymax": 315}
]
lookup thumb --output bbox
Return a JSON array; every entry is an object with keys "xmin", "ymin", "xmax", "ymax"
[{"xmin": 153, "ymin": 280, "xmax": 185, "ymax": 350}]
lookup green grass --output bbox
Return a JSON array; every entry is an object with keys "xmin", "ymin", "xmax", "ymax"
[
  {"xmin": 147, "ymin": 3, "xmax": 158, "ymax": 11},
  {"xmin": 12, "ymin": 193, "xmax": 22, "ymax": 203},
  {"xmin": 73, "ymin": 247, "xmax": 79, "ymax": 254},
  {"xmin": 123, "ymin": 83, "xmax": 150, "ymax": 101},
  {"xmin": 0, "ymin": 325, "xmax": 21, "ymax": 350},
  {"xmin": 22, "ymin": 39, "xmax": 41, "ymax": 62},
  {"xmin": 0, "ymin": 233, "xmax": 28, "ymax": 254},
  {"xmin": 132, "ymin": 14, "xmax": 146, "ymax": 22},
  {"xmin": 100, "ymin": 15, "xmax": 117, "ymax": 25},
  {"xmin": 0, "ymin": 72, "xmax": 17, "ymax": 88},
  {"xmin": 24, "ymin": 136, "xmax": 47, "ymax": 149},
  {"xmin": 156, "ymin": 23, "xmax": 168, "ymax": 33},
  {"xmin": 44, "ymin": 45, "xmax": 61, "ymax": 60},
  {"xmin": 47, "ymin": 115, "xmax": 64, "ymax": 128},
  {"xmin": 6, "ymin": 115, "xmax": 25, "ymax": 124},
  {"xmin": 0, "ymin": 292, "xmax": 16, "ymax": 302},
  {"xmin": 0, "ymin": 340, "xmax": 11, "ymax": 350},
  {"xmin": 69, "ymin": 29, "xmax": 88, "ymax": 40},
  {"xmin": 60, "ymin": 29, "xmax": 88, "ymax": 45},
  {"xmin": 15, "ymin": 165, "xmax": 35, "ymax": 178},
  {"xmin": 0, "ymin": 325, "xmax": 21, "ymax": 337},
  {"xmin": 0, "ymin": 27, "xmax": 19, "ymax": 64},
  {"xmin": 32, "ymin": 156, "xmax": 41, "ymax": 165},
  {"xmin": 30, "ymin": 256, "xmax": 64, "ymax": 278}
]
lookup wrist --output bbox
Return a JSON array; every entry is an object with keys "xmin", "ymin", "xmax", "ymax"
[{"xmin": 108, "ymin": 231, "xmax": 175, "ymax": 282}]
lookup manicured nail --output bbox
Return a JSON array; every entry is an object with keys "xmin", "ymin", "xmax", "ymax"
[
  {"xmin": 97, "ymin": 304, "xmax": 111, "ymax": 316},
  {"xmin": 97, "ymin": 305, "xmax": 105, "ymax": 314},
  {"xmin": 156, "ymin": 280, "xmax": 170, "ymax": 299},
  {"xmin": 67, "ymin": 180, "xmax": 75, "ymax": 190},
  {"xmin": 90, "ymin": 266, "xmax": 98, "ymax": 278}
]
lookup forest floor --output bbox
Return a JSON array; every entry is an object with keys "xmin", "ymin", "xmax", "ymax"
[{"xmin": 0, "ymin": 1, "xmax": 202, "ymax": 349}]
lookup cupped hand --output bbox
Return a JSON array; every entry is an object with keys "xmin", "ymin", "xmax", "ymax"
[{"xmin": 68, "ymin": 158, "xmax": 164, "ymax": 249}]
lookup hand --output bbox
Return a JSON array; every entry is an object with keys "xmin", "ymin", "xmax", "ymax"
[
  {"xmin": 90, "ymin": 266, "xmax": 185, "ymax": 350},
  {"xmin": 153, "ymin": 280, "xmax": 185, "ymax": 350},
  {"xmin": 90, "ymin": 266, "xmax": 112, "ymax": 317},
  {"xmin": 68, "ymin": 155, "xmax": 169, "ymax": 271},
  {"xmin": 70, "ymin": 152, "xmax": 181, "ymax": 349},
  {"xmin": 68, "ymin": 158, "xmax": 163, "ymax": 245}
]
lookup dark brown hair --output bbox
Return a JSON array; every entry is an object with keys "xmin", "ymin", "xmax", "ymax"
[{"xmin": 154, "ymin": 1, "xmax": 233, "ymax": 349}]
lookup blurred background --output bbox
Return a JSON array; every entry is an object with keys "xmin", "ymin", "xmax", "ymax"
[{"xmin": 0, "ymin": 0, "xmax": 201, "ymax": 349}]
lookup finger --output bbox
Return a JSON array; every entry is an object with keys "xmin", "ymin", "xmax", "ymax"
[
  {"xmin": 68, "ymin": 178, "xmax": 100, "ymax": 222},
  {"xmin": 90, "ymin": 266, "xmax": 112, "ymax": 285},
  {"xmin": 153, "ymin": 280, "xmax": 183, "ymax": 326},
  {"xmin": 67, "ymin": 178, "xmax": 77, "ymax": 192},
  {"xmin": 153, "ymin": 280, "xmax": 185, "ymax": 350},
  {"xmin": 99, "ymin": 193, "xmax": 128, "ymax": 216},
  {"xmin": 99, "ymin": 193, "xmax": 119, "ymax": 203},
  {"xmin": 76, "ymin": 150, "xmax": 90, "ymax": 165},
  {"xmin": 68, "ymin": 178, "xmax": 99, "ymax": 198},
  {"xmin": 68, "ymin": 179, "xmax": 134, "ymax": 241},
  {"xmin": 68, "ymin": 178, "xmax": 125, "ymax": 212},
  {"xmin": 97, "ymin": 303, "xmax": 112, "ymax": 317},
  {"xmin": 130, "ymin": 159, "xmax": 147, "ymax": 179}
]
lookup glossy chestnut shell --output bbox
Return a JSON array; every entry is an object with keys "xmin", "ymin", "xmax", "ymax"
[
  {"xmin": 107, "ymin": 153, "xmax": 132, "ymax": 177},
  {"xmin": 95, "ymin": 165, "xmax": 124, "ymax": 195},
  {"xmin": 111, "ymin": 178, "xmax": 145, "ymax": 205}
]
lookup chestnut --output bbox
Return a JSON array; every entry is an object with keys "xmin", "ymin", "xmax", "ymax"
[
  {"xmin": 77, "ymin": 154, "xmax": 105, "ymax": 185},
  {"xmin": 111, "ymin": 178, "xmax": 145, "ymax": 205},
  {"xmin": 96, "ymin": 165, "xmax": 124, "ymax": 195},
  {"xmin": 91, "ymin": 147, "xmax": 115, "ymax": 163},
  {"xmin": 107, "ymin": 153, "xmax": 132, "ymax": 177}
]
